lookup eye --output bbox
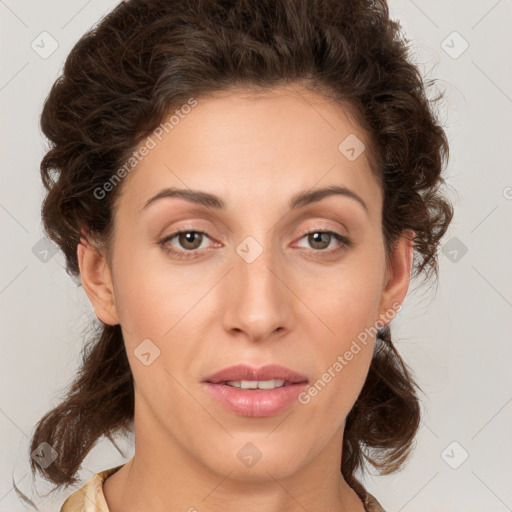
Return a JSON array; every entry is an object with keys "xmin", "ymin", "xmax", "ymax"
[
  {"xmin": 158, "ymin": 228, "xmax": 352, "ymax": 260},
  {"xmin": 295, "ymin": 230, "xmax": 352, "ymax": 255},
  {"xmin": 159, "ymin": 229, "xmax": 218, "ymax": 259}
]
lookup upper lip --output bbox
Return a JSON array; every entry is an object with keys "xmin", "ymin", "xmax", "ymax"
[{"xmin": 203, "ymin": 364, "xmax": 309, "ymax": 384}]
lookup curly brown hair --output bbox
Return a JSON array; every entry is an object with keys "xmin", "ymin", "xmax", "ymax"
[{"xmin": 23, "ymin": 0, "xmax": 453, "ymax": 500}]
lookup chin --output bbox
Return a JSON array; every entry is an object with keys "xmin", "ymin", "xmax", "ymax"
[{"xmin": 202, "ymin": 442, "xmax": 305, "ymax": 481}]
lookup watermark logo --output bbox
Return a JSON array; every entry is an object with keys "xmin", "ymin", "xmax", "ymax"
[
  {"xmin": 236, "ymin": 236, "xmax": 264, "ymax": 264},
  {"xmin": 32, "ymin": 237, "xmax": 58, "ymax": 263},
  {"xmin": 134, "ymin": 338, "xmax": 161, "ymax": 366},
  {"xmin": 442, "ymin": 237, "xmax": 468, "ymax": 263},
  {"xmin": 441, "ymin": 441, "xmax": 469, "ymax": 469},
  {"xmin": 441, "ymin": 31, "xmax": 469, "ymax": 60},
  {"xmin": 237, "ymin": 442, "xmax": 263, "ymax": 468},
  {"xmin": 31, "ymin": 442, "xmax": 58, "ymax": 469},
  {"xmin": 31, "ymin": 31, "xmax": 58, "ymax": 59},
  {"xmin": 338, "ymin": 134, "xmax": 366, "ymax": 161}
]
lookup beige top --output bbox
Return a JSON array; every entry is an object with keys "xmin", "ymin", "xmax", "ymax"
[{"xmin": 59, "ymin": 464, "xmax": 386, "ymax": 512}]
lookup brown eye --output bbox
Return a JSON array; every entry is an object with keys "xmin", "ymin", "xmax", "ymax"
[
  {"xmin": 295, "ymin": 229, "xmax": 352, "ymax": 256},
  {"xmin": 307, "ymin": 232, "xmax": 331, "ymax": 250},
  {"xmin": 159, "ymin": 229, "xmax": 219, "ymax": 260},
  {"xmin": 176, "ymin": 231, "xmax": 204, "ymax": 250}
]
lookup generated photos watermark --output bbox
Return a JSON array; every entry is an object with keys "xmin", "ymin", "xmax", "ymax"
[
  {"xmin": 93, "ymin": 97, "xmax": 198, "ymax": 200},
  {"xmin": 298, "ymin": 301, "xmax": 402, "ymax": 405}
]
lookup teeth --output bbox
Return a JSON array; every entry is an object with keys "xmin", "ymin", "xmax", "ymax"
[{"xmin": 225, "ymin": 379, "xmax": 286, "ymax": 389}]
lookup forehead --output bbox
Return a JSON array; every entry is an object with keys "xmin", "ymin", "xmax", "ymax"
[{"xmin": 113, "ymin": 87, "xmax": 382, "ymax": 219}]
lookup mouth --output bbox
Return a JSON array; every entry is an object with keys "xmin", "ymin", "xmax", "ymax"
[{"xmin": 202, "ymin": 364, "xmax": 309, "ymax": 417}]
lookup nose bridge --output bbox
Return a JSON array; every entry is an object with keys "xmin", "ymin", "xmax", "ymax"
[{"xmin": 223, "ymin": 232, "xmax": 291, "ymax": 339}]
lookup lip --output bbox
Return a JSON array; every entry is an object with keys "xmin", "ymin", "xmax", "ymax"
[
  {"xmin": 203, "ymin": 363, "xmax": 309, "ymax": 384},
  {"xmin": 202, "ymin": 364, "xmax": 309, "ymax": 417}
]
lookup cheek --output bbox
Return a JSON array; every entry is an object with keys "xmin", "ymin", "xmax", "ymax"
[
  {"xmin": 112, "ymin": 244, "xmax": 209, "ymax": 339},
  {"xmin": 295, "ymin": 250, "xmax": 384, "ymax": 411},
  {"xmin": 112, "ymin": 256, "xmax": 204, "ymax": 414},
  {"xmin": 111, "ymin": 248, "xmax": 214, "ymax": 397},
  {"xmin": 301, "ymin": 258, "xmax": 385, "ymax": 340},
  {"xmin": 309, "ymin": 272, "xmax": 379, "ymax": 384},
  {"xmin": 297, "ymin": 289, "xmax": 377, "ymax": 438}
]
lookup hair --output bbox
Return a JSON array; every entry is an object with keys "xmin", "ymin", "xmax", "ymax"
[{"xmin": 23, "ymin": 0, "xmax": 453, "ymax": 500}]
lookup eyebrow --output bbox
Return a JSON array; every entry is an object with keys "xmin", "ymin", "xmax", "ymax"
[{"xmin": 142, "ymin": 184, "xmax": 369, "ymax": 214}]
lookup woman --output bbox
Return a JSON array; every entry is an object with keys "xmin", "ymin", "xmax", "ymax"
[{"xmin": 23, "ymin": 0, "xmax": 453, "ymax": 510}]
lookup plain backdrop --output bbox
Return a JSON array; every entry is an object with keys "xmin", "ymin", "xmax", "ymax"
[{"xmin": 1, "ymin": 1, "xmax": 511, "ymax": 511}]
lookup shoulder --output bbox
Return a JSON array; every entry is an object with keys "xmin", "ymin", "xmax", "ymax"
[
  {"xmin": 59, "ymin": 464, "xmax": 125, "ymax": 512},
  {"xmin": 350, "ymin": 477, "xmax": 387, "ymax": 512}
]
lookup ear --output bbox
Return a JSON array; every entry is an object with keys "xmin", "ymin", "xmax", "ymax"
[
  {"xmin": 76, "ymin": 229, "xmax": 120, "ymax": 326},
  {"xmin": 377, "ymin": 229, "xmax": 414, "ymax": 326}
]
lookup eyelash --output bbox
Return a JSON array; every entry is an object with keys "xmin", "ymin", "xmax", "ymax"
[{"xmin": 158, "ymin": 228, "xmax": 352, "ymax": 260}]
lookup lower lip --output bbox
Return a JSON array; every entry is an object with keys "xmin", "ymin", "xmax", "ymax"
[{"xmin": 203, "ymin": 382, "xmax": 309, "ymax": 417}]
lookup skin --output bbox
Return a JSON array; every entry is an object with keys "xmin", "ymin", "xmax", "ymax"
[{"xmin": 77, "ymin": 86, "xmax": 413, "ymax": 512}]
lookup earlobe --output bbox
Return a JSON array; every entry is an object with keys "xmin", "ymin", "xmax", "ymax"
[
  {"xmin": 76, "ymin": 232, "xmax": 120, "ymax": 326},
  {"xmin": 377, "ymin": 230, "xmax": 414, "ymax": 325}
]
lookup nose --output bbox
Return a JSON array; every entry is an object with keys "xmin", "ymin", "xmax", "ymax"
[{"xmin": 221, "ymin": 238, "xmax": 295, "ymax": 343}]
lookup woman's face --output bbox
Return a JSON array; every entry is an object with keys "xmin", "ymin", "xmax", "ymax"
[{"xmin": 79, "ymin": 86, "xmax": 412, "ymax": 480}]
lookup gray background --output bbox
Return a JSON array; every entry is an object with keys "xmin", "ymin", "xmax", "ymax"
[{"xmin": 1, "ymin": 1, "xmax": 511, "ymax": 510}]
